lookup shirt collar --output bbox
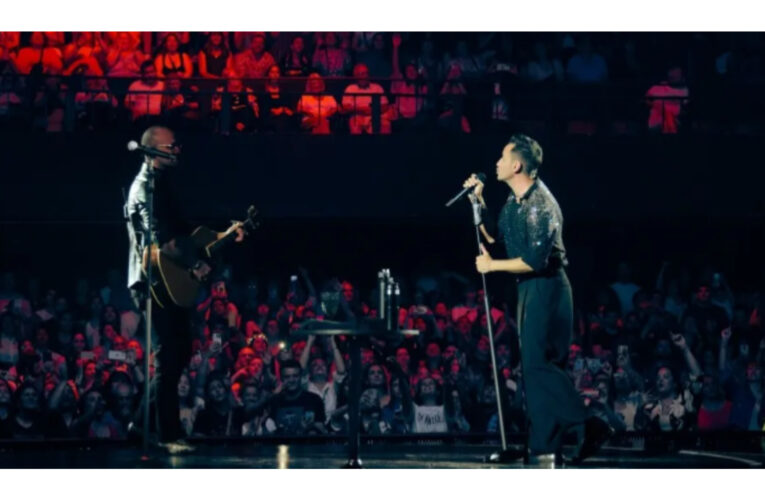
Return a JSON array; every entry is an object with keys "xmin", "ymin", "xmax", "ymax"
[
  {"xmin": 510, "ymin": 179, "xmax": 539, "ymax": 203},
  {"xmin": 141, "ymin": 162, "xmax": 166, "ymax": 180},
  {"xmin": 519, "ymin": 179, "xmax": 539, "ymax": 201}
]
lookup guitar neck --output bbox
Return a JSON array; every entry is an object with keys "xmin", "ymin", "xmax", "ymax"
[
  {"xmin": 205, "ymin": 230, "xmax": 238, "ymax": 259},
  {"xmin": 202, "ymin": 206, "xmax": 258, "ymax": 260}
]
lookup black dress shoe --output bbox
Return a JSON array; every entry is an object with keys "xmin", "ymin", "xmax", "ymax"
[
  {"xmin": 564, "ymin": 417, "xmax": 615, "ymax": 465},
  {"xmin": 486, "ymin": 447, "xmax": 561, "ymax": 467},
  {"xmin": 525, "ymin": 453, "xmax": 558, "ymax": 467},
  {"xmin": 485, "ymin": 447, "xmax": 526, "ymax": 463}
]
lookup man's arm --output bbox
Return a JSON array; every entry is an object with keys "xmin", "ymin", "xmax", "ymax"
[
  {"xmin": 478, "ymin": 253, "xmax": 535, "ymax": 275},
  {"xmin": 299, "ymin": 335, "xmax": 315, "ymax": 370},
  {"xmin": 341, "ymin": 90, "xmax": 356, "ymax": 113},
  {"xmin": 330, "ymin": 335, "xmax": 346, "ymax": 377},
  {"xmin": 476, "ymin": 201, "xmax": 559, "ymax": 275},
  {"xmin": 47, "ymin": 380, "xmax": 69, "ymax": 411},
  {"xmin": 672, "ymin": 332, "xmax": 702, "ymax": 377},
  {"xmin": 719, "ymin": 327, "xmax": 732, "ymax": 374},
  {"xmin": 476, "ymin": 241, "xmax": 534, "ymax": 274},
  {"xmin": 298, "ymin": 267, "xmax": 318, "ymax": 302},
  {"xmin": 126, "ymin": 181, "xmax": 155, "ymax": 245}
]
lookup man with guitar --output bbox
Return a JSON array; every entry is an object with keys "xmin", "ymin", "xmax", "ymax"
[{"xmin": 125, "ymin": 125, "xmax": 245, "ymax": 450}]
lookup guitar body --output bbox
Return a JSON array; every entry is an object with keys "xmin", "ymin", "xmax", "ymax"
[
  {"xmin": 143, "ymin": 227, "xmax": 219, "ymax": 309},
  {"xmin": 142, "ymin": 206, "xmax": 260, "ymax": 309}
]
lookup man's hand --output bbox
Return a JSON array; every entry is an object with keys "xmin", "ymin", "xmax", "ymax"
[
  {"xmin": 222, "ymin": 221, "xmax": 245, "ymax": 243},
  {"xmin": 475, "ymin": 243, "xmax": 493, "ymax": 274},
  {"xmin": 192, "ymin": 261, "xmax": 212, "ymax": 281},
  {"xmin": 463, "ymin": 174, "xmax": 485, "ymax": 201},
  {"xmin": 671, "ymin": 332, "xmax": 687, "ymax": 350},
  {"xmin": 208, "ymin": 339, "xmax": 224, "ymax": 357},
  {"xmin": 330, "ymin": 334, "xmax": 340, "ymax": 353},
  {"xmin": 227, "ymin": 308, "xmax": 238, "ymax": 328}
]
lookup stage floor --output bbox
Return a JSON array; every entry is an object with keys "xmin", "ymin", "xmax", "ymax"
[{"xmin": 1, "ymin": 442, "xmax": 763, "ymax": 468}]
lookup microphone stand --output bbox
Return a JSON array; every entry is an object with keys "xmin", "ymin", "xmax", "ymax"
[
  {"xmin": 141, "ymin": 161, "xmax": 155, "ymax": 457},
  {"xmin": 465, "ymin": 193, "xmax": 514, "ymax": 462}
]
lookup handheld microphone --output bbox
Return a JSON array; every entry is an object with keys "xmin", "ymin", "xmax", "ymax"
[
  {"xmin": 445, "ymin": 173, "xmax": 486, "ymax": 207},
  {"xmin": 127, "ymin": 140, "xmax": 177, "ymax": 161}
]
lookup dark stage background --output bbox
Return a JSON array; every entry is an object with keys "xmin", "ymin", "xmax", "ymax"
[{"xmin": 1, "ymin": 130, "xmax": 763, "ymax": 303}]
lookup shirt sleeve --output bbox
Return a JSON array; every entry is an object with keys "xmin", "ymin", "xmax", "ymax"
[
  {"xmin": 126, "ymin": 180, "xmax": 156, "ymax": 246},
  {"xmin": 519, "ymin": 203, "xmax": 558, "ymax": 272}
]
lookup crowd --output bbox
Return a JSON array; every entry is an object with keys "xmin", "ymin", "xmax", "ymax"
[
  {"xmin": 2, "ymin": 31, "xmax": 763, "ymax": 134},
  {"xmin": 1, "ymin": 258, "xmax": 764, "ymax": 441}
]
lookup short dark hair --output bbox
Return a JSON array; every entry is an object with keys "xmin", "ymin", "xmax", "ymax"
[
  {"xmin": 205, "ymin": 370, "xmax": 229, "ymax": 394},
  {"xmin": 14, "ymin": 382, "xmax": 42, "ymax": 410},
  {"xmin": 280, "ymin": 359, "xmax": 302, "ymax": 375},
  {"xmin": 508, "ymin": 134, "xmax": 543, "ymax": 179}
]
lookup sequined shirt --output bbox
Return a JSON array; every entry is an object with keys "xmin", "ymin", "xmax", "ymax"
[{"xmin": 494, "ymin": 179, "xmax": 568, "ymax": 273}]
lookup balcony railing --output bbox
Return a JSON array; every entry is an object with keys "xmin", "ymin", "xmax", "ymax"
[{"xmin": 1, "ymin": 74, "xmax": 763, "ymax": 135}]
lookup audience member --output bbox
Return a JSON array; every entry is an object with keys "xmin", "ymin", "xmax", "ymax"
[
  {"xmin": 566, "ymin": 36, "xmax": 609, "ymax": 84},
  {"xmin": 154, "ymin": 33, "xmax": 193, "ymax": 79},
  {"xmin": 124, "ymin": 61, "xmax": 165, "ymax": 121},
  {"xmin": 105, "ymin": 32, "xmax": 145, "ymax": 78},
  {"xmin": 280, "ymin": 36, "xmax": 310, "ymax": 77},
  {"xmin": 646, "ymin": 65, "xmax": 690, "ymax": 134},
  {"xmin": 234, "ymin": 34, "xmax": 275, "ymax": 79},
  {"xmin": 342, "ymin": 63, "xmax": 391, "ymax": 135},
  {"xmin": 198, "ymin": 32, "xmax": 233, "ymax": 79},
  {"xmin": 296, "ymin": 72, "xmax": 338, "ymax": 134},
  {"xmin": 311, "ymin": 32, "xmax": 351, "ymax": 77},
  {"xmin": 261, "ymin": 65, "xmax": 295, "ymax": 133},
  {"xmin": 13, "ymin": 32, "xmax": 63, "ymax": 75}
]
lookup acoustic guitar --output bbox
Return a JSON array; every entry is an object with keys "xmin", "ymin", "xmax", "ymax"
[{"xmin": 142, "ymin": 206, "xmax": 260, "ymax": 309}]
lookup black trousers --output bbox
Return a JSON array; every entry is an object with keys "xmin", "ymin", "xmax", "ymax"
[
  {"xmin": 516, "ymin": 269, "xmax": 586, "ymax": 454},
  {"xmin": 132, "ymin": 288, "xmax": 192, "ymax": 443}
]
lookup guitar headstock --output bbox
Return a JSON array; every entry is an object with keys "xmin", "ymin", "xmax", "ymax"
[
  {"xmin": 226, "ymin": 206, "xmax": 260, "ymax": 242},
  {"xmin": 242, "ymin": 205, "xmax": 260, "ymax": 235}
]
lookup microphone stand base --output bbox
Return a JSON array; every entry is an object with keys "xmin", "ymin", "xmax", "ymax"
[
  {"xmin": 342, "ymin": 458, "xmax": 364, "ymax": 469},
  {"xmin": 484, "ymin": 446, "xmax": 526, "ymax": 464}
]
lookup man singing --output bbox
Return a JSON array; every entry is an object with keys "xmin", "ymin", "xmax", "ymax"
[
  {"xmin": 465, "ymin": 134, "xmax": 612, "ymax": 464},
  {"xmin": 125, "ymin": 125, "xmax": 242, "ymax": 452}
]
